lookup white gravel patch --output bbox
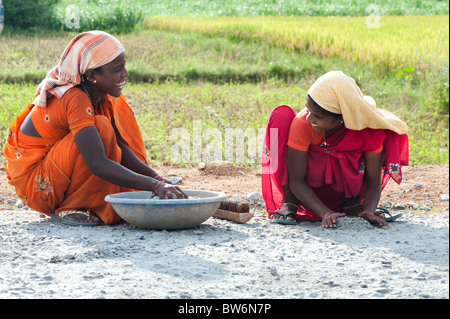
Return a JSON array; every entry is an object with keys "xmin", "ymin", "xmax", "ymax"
[{"xmin": 0, "ymin": 209, "xmax": 448, "ymax": 299}]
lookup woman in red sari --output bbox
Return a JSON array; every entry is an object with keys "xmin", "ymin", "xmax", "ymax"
[{"xmin": 262, "ymin": 71, "xmax": 409, "ymax": 228}]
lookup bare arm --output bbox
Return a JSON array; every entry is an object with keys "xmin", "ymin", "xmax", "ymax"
[
  {"xmin": 359, "ymin": 151, "xmax": 389, "ymax": 227},
  {"xmin": 286, "ymin": 146, "xmax": 334, "ymax": 219},
  {"xmin": 74, "ymin": 126, "xmax": 187, "ymax": 198},
  {"xmin": 362, "ymin": 151, "xmax": 383, "ymax": 213}
]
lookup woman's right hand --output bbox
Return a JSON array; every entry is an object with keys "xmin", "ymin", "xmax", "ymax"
[
  {"xmin": 153, "ymin": 182, "xmax": 188, "ymax": 199},
  {"xmin": 322, "ymin": 212, "xmax": 346, "ymax": 228}
]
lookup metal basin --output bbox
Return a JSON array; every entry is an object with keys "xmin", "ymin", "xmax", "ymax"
[{"xmin": 104, "ymin": 189, "xmax": 227, "ymax": 230}]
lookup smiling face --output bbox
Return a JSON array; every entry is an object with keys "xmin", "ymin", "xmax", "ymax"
[
  {"xmin": 89, "ymin": 52, "xmax": 129, "ymax": 98},
  {"xmin": 305, "ymin": 95, "xmax": 344, "ymax": 138}
]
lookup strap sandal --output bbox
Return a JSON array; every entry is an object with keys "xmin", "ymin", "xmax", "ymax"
[
  {"xmin": 269, "ymin": 210, "xmax": 298, "ymax": 225},
  {"xmin": 50, "ymin": 209, "xmax": 102, "ymax": 226},
  {"xmin": 375, "ymin": 207, "xmax": 403, "ymax": 222}
]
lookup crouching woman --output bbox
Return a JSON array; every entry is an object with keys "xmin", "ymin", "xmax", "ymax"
[
  {"xmin": 261, "ymin": 71, "xmax": 409, "ymax": 228},
  {"xmin": 3, "ymin": 31, "xmax": 187, "ymax": 226}
]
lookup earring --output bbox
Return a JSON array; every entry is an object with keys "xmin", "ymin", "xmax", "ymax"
[{"xmin": 90, "ymin": 78, "xmax": 97, "ymax": 84}]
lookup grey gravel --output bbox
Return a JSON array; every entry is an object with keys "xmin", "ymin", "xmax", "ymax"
[{"xmin": 0, "ymin": 209, "xmax": 448, "ymax": 299}]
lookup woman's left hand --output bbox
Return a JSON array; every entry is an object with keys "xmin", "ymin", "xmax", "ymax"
[{"xmin": 359, "ymin": 211, "xmax": 390, "ymax": 228}]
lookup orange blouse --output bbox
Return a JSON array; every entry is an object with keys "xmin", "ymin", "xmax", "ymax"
[
  {"xmin": 31, "ymin": 87, "xmax": 95, "ymax": 140},
  {"xmin": 287, "ymin": 108, "xmax": 383, "ymax": 154}
]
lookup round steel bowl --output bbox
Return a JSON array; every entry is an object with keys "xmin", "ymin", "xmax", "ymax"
[{"xmin": 104, "ymin": 189, "xmax": 227, "ymax": 230}]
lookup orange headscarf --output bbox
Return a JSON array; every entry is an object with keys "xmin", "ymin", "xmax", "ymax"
[{"xmin": 34, "ymin": 31, "xmax": 124, "ymax": 108}]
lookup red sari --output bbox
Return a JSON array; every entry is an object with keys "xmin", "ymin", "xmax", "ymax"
[{"xmin": 261, "ymin": 105, "xmax": 409, "ymax": 222}]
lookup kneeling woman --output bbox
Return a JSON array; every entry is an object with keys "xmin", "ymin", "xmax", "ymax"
[
  {"xmin": 3, "ymin": 31, "xmax": 187, "ymax": 226},
  {"xmin": 262, "ymin": 71, "xmax": 409, "ymax": 228}
]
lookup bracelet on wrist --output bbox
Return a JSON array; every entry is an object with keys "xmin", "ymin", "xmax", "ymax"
[{"xmin": 154, "ymin": 180, "xmax": 164, "ymax": 191}]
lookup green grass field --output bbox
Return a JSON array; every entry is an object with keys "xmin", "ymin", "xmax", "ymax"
[
  {"xmin": 0, "ymin": 29, "xmax": 448, "ymax": 166},
  {"xmin": 55, "ymin": 0, "xmax": 450, "ymax": 19},
  {"xmin": 147, "ymin": 15, "xmax": 449, "ymax": 74},
  {"xmin": 0, "ymin": 2, "xmax": 448, "ymax": 166}
]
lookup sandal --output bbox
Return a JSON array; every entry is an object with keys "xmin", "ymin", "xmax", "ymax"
[
  {"xmin": 375, "ymin": 207, "xmax": 403, "ymax": 222},
  {"xmin": 50, "ymin": 210, "xmax": 102, "ymax": 226},
  {"xmin": 269, "ymin": 210, "xmax": 298, "ymax": 225}
]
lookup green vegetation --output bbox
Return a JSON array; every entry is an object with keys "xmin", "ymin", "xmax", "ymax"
[
  {"xmin": 0, "ymin": 1, "xmax": 448, "ymax": 166},
  {"xmin": 0, "ymin": 29, "xmax": 448, "ymax": 165},
  {"xmin": 1, "ymin": 0, "xmax": 145, "ymax": 34},
  {"xmin": 3, "ymin": 0, "xmax": 449, "ymax": 35},
  {"xmin": 147, "ymin": 16, "xmax": 448, "ymax": 74},
  {"xmin": 119, "ymin": 0, "xmax": 450, "ymax": 17},
  {"xmin": 0, "ymin": 30, "xmax": 337, "ymax": 84},
  {"xmin": 53, "ymin": 0, "xmax": 145, "ymax": 34},
  {"xmin": 2, "ymin": 0, "xmax": 60, "ymax": 32},
  {"xmin": 146, "ymin": 15, "xmax": 449, "ymax": 115}
]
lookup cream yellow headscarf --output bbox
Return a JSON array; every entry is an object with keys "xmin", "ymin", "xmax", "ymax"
[{"xmin": 307, "ymin": 71, "xmax": 408, "ymax": 135}]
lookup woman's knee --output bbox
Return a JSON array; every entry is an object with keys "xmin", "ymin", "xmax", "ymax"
[
  {"xmin": 94, "ymin": 115, "xmax": 113, "ymax": 134},
  {"xmin": 268, "ymin": 105, "xmax": 296, "ymax": 129},
  {"xmin": 94, "ymin": 115, "xmax": 116, "ymax": 144}
]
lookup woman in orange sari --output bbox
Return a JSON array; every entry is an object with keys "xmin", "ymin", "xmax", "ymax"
[{"xmin": 3, "ymin": 31, "xmax": 187, "ymax": 226}]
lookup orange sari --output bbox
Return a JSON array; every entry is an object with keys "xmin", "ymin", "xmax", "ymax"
[{"xmin": 3, "ymin": 88, "xmax": 147, "ymax": 225}]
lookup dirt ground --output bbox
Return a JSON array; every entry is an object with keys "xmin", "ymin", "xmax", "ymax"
[{"xmin": 1, "ymin": 163, "xmax": 448, "ymax": 215}]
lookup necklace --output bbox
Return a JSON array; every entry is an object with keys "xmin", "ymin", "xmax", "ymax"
[{"xmin": 81, "ymin": 82, "xmax": 93, "ymax": 106}]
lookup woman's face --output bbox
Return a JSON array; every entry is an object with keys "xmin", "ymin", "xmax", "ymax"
[
  {"xmin": 92, "ymin": 52, "xmax": 129, "ymax": 98},
  {"xmin": 305, "ymin": 95, "xmax": 343, "ymax": 137}
]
